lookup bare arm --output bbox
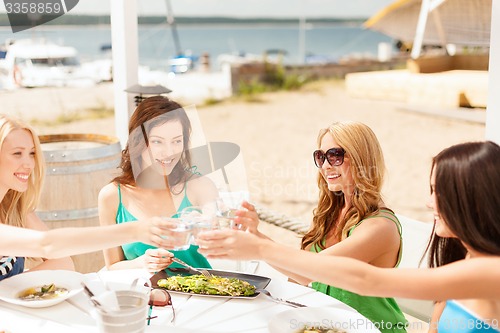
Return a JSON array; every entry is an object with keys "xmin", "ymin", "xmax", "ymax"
[
  {"xmin": 24, "ymin": 212, "xmax": 75, "ymax": 271},
  {"xmin": 98, "ymin": 183, "xmax": 143, "ymax": 270},
  {"xmin": 0, "ymin": 217, "xmax": 173, "ymax": 259},
  {"xmin": 97, "ymin": 183, "xmax": 174, "ymax": 272},
  {"xmin": 428, "ymin": 302, "xmax": 445, "ymax": 333},
  {"xmin": 198, "ymin": 230, "xmax": 500, "ymax": 300},
  {"xmin": 230, "ymin": 214, "xmax": 401, "ymax": 285}
]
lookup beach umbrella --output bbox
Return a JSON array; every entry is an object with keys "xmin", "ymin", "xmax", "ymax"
[{"xmin": 364, "ymin": 0, "xmax": 492, "ymax": 48}]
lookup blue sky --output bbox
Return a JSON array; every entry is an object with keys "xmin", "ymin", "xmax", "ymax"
[{"xmin": 5, "ymin": 0, "xmax": 394, "ymax": 19}]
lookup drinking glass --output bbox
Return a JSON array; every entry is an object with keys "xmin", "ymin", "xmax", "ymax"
[
  {"xmin": 215, "ymin": 191, "xmax": 250, "ymax": 272},
  {"xmin": 179, "ymin": 206, "xmax": 217, "ymax": 245},
  {"xmin": 215, "ymin": 191, "xmax": 249, "ymax": 230},
  {"xmin": 163, "ymin": 217, "xmax": 193, "ymax": 251}
]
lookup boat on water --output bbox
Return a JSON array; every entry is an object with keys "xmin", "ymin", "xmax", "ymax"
[
  {"xmin": 217, "ymin": 49, "xmax": 289, "ymax": 68},
  {"xmin": 0, "ymin": 38, "xmax": 98, "ymax": 89}
]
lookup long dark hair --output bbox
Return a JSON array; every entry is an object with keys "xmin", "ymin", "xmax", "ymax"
[
  {"xmin": 424, "ymin": 141, "xmax": 500, "ymax": 268},
  {"xmin": 112, "ymin": 96, "xmax": 192, "ymax": 188}
]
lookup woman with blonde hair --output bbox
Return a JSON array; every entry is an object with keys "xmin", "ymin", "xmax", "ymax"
[
  {"xmin": 0, "ymin": 114, "xmax": 183, "ymax": 280},
  {"xmin": 228, "ymin": 121, "xmax": 407, "ymax": 332},
  {"xmin": 200, "ymin": 141, "xmax": 500, "ymax": 332},
  {"xmin": 0, "ymin": 114, "xmax": 74, "ymax": 278}
]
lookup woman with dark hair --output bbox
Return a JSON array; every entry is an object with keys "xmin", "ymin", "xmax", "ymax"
[
  {"xmin": 199, "ymin": 141, "xmax": 500, "ymax": 332},
  {"xmin": 99, "ymin": 96, "xmax": 217, "ymax": 273}
]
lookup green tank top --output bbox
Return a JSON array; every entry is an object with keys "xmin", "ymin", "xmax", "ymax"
[
  {"xmin": 311, "ymin": 209, "xmax": 408, "ymax": 333},
  {"xmin": 115, "ymin": 184, "xmax": 211, "ymax": 269}
]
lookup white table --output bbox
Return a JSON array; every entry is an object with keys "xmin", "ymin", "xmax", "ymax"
[{"xmin": 0, "ymin": 261, "xmax": 373, "ymax": 333}]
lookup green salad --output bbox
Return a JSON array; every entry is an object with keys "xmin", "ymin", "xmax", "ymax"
[{"xmin": 157, "ymin": 274, "xmax": 256, "ymax": 296}]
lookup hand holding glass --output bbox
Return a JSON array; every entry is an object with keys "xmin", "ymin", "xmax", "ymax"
[
  {"xmin": 215, "ymin": 191, "xmax": 249, "ymax": 230},
  {"xmin": 162, "ymin": 217, "xmax": 193, "ymax": 251},
  {"xmin": 179, "ymin": 206, "xmax": 217, "ymax": 245}
]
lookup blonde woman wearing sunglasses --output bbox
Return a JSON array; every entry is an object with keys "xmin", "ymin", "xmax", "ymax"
[
  {"xmin": 223, "ymin": 121, "xmax": 407, "ymax": 332},
  {"xmin": 199, "ymin": 141, "xmax": 500, "ymax": 333}
]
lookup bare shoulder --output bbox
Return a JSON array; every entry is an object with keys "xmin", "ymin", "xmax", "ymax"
[
  {"xmin": 98, "ymin": 182, "xmax": 119, "ymax": 208},
  {"xmin": 186, "ymin": 175, "xmax": 218, "ymax": 205},
  {"xmin": 25, "ymin": 211, "xmax": 49, "ymax": 231},
  {"xmin": 355, "ymin": 214, "xmax": 401, "ymax": 237}
]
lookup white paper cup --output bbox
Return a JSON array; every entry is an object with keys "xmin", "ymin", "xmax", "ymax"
[{"xmin": 94, "ymin": 290, "xmax": 148, "ymax": 333}]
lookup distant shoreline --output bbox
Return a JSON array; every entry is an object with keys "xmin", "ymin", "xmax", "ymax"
[{"xmin": 0, "ymin": 14, "xmax": 368, "ymax": 28}]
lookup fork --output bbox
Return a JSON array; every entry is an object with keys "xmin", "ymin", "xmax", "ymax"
[
  {"xmin": 171, "ymin": 257, "xmax": 213, "ymax": 278},
  {"xmin": 258, "ymin": 289, "xmax": 307, "ymax": 308}
]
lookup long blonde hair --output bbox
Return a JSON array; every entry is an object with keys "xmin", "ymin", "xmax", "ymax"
[
  {"xmin": 301, "ymin": 121, "xmax": 386, "ymax": 250},
  {"xmin": 0, "ymin": 115, "xmax": 45, "ymax": 228}
]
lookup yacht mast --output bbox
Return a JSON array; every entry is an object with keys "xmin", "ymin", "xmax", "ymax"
[{"xmin": 165, "ymin": 0, "xmax": 182, "ymax": 56}]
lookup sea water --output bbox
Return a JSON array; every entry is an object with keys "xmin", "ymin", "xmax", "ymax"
[{"xmin": 0, "ymin": 22, "xmax": 393, "ymax": 70}]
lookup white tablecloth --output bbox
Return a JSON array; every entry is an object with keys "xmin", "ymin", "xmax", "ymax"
[{"xmin": 0, "ymin": 261, "xmax": 371, "ymax": 333}]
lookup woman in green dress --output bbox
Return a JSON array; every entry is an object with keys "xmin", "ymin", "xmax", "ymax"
[{"xmin": 219, "ymin": 121, "xmax": 408, "ymax": 332}]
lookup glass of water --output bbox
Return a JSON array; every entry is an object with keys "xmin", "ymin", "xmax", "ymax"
[
  {"xmin": 164, "ymin": 217, "xmax": 193, "ymax": 251},
  {"xmin": 179, "ymin": 206, "xmax": 217, "ymax": 244},
  {"xmin": 215, "ymin": 191, "xmax": 249, "ymax": 229}
]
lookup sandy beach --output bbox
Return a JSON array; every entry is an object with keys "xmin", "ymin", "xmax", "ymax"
[{"xmin": 2, "ymin": 80, "xmax": 486, "ymax": 247}]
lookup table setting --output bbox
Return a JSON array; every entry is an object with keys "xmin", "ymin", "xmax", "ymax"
[
  {"xmin": 0, "ymin": 259, "xmax": 380, "ymax": 333},
  {"xmin": 0, "ymin": 192, "xmax": 379, "ymax": 333}
]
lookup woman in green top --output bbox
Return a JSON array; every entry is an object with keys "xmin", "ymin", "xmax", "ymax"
[
  {"xmin": 216, "ymin": 121, "xmax": 407, "ymax": 332},
  {"xmin": 98, "ymin": 96, "xmax": 218, "ymax": 273}
]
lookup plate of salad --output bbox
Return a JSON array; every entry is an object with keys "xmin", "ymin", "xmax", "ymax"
[{"xmin": 151, "ymin": 268, "xmax": 271, "ymax": 299}]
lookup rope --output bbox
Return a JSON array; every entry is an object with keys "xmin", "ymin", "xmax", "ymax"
[{"xmin": 254, "ymin": 204, "xmax": 310, "ymax": 235}]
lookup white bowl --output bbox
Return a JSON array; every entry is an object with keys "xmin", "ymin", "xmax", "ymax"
[
  {"xmin": 268, "ymin": 306, "xmax": 381, "ymax": 333},
  {"xmin": 0, "ymin": 270, "xmax": 84, "ymax": 308}
]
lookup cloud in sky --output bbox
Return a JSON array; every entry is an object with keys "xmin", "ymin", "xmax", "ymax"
[{"xmin": 68, "ymin": 0, "xmax": 394, "ymax": 18}]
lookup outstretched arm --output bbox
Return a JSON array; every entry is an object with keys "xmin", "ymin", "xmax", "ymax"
[
  {"xmin": 24, "ymin": 212, "xmax": 74, "ymax": 271},
  {"xmin": 0, "ymin": 216, "xmax": 175, "ymax": 259},
  {"xmin": 197, "ymin": 229, "xmax": 500, "ymax": 301}
]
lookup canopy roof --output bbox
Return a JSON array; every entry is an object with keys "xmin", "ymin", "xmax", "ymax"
[{"xmin": 364, "ymin": 0, "xmax": 491, "ymax": 47}]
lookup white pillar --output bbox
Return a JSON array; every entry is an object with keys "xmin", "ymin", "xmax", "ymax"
[
  {"xmin": 486, "ymin": 0, "xmax": 500, "ymax": 144},
  {"xmin": 411, "ymin": 0, "xmax": 431, "ymax": 59},
  {"xmin": 110, "ymin": 0, "xmax": 139, "ymax": 147}
]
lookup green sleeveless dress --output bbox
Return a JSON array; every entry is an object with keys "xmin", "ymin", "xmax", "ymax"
[
  {"xmin": 311, "ymin": 209, "xmax": 408, "ymax": 333},
  {"xmin": 115, "ymin": 184, "xmax": 211, "ymax": 269}
]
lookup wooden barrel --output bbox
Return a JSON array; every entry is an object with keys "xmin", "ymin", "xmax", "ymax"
[{"xmin": 35, "ymin": 134, "xmax": 122, "ymax": 273}]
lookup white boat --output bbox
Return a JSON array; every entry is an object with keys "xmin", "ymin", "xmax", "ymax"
[
  {"xmin": 217, "ymin": 49, "xmax": 288, "ymax": 68},
  {"xmin": 0, "ymin": 38, "xmax": 97, "ymax": 89}
]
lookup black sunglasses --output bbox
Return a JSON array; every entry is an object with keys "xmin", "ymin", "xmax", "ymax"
[
  {"xmin": 313, "ymin": 147, "xmax": 346, "ymax": 168},
  {"xmin": 147, "ymin": 288, "xmax": 175, "ymax": 324}
]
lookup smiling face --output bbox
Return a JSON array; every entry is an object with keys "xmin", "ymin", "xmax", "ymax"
[
  {"xmin": 318, "ymin": 132, "xmax": 354, "ymax": 195},
  {"xmin": 0, "ymin": 129, "xmax": 36, "ymax": 196},
  {"xmin": 141, "ymin": 120, "xmax": 184, "ymax": 176},
  {"xmin": 427, "ymin": 165, "xmax": 456, "ymax": 238}
]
